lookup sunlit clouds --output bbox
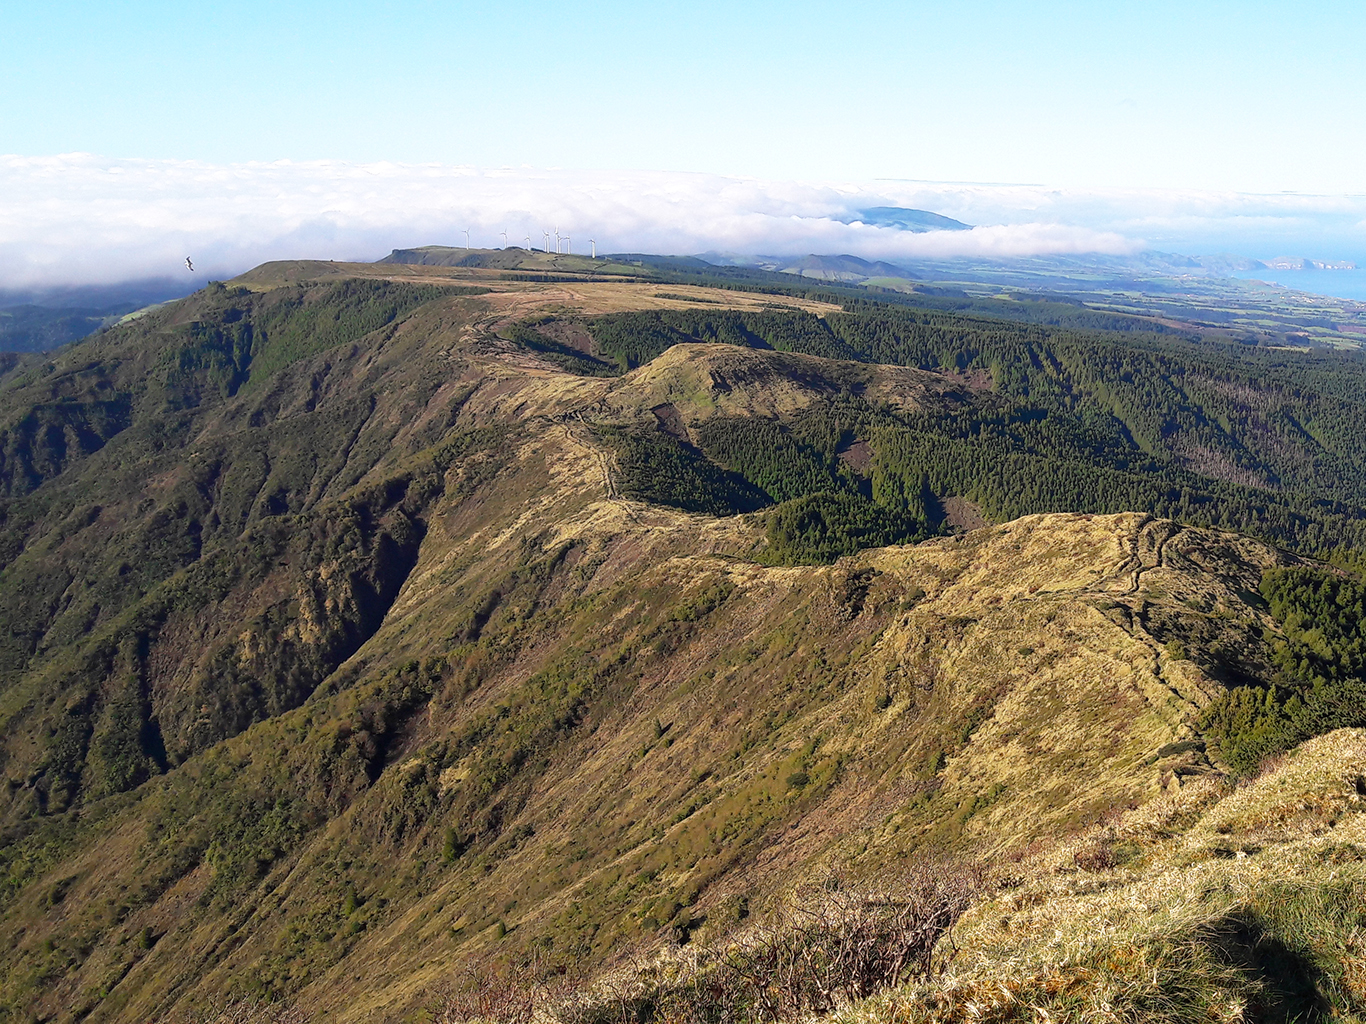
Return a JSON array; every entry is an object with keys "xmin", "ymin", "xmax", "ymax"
[{"xmin": 1, "ymin": 154, "xmax": 1363, "ymax": 287}]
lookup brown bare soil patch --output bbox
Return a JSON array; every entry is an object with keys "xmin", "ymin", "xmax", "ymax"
[
  {"xmin": 837, "ymin": 438, "xmax": 873, "ymax": 472},
  {"xmin": 944, "ymin": 367, "xmax": 995, "ymax": 391},
  {"xmin": 940, "ymin": 496, "xmax": 989, "ymax": 532},
  {"xmin": 534, "ymin": 318, "xmax": 595, "ymax": 354},
  {"xmin": 650, "ymin": 402, "xmax": 691, "ymax": 443}
]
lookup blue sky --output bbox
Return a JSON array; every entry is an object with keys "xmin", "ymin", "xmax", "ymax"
[
  {"xmin": 2, "ymin": 2, "xmax": 1364, "ymax": 286},
  {"xmin": 4, "ymin": 0, "xmax": 1363, "ymax": 191}
]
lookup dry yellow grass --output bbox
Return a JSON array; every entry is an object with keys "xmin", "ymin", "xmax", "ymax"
[
  {"xmin": 821, "ymin": 730, "xmax": 1366, "ymax": 1023},
  {"xmin": 457, "ymin": 733, "xmax": 1366, "ymax": 1023},
  {"xmin": 229, "ymin": 258, "xmax": 840, "ymax": 318}
]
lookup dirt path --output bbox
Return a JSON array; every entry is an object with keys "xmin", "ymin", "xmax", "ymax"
[
  {"xmin": 1125, "ymin": 518, "xmax": 1180, "ymax": 594},
  {"xmin": 559, "ymin": 417, "xmax": 618, "ymax": 499}
]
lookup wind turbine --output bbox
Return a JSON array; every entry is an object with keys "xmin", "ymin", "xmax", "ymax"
[
  {"xmin": 543, "ymin": 230, "xmax": 551, "ymax": 254},
  {"xmin": 554, "ymin": 227, "xmax": 561, "ymax": 254},
  {"xmin": 563, "ymin": 236, "xmax": 571, "ymax": 255},
  {"xmin": 463, "ymin": 228, "xmax": 470, "ymax": 249},
  {"xmin": 590, "ymin": 239, "xmax": 596, "ymax": 259},
  {"xmin": 500, "ymin": 229, "xmax": 508, "ymax": 249}
]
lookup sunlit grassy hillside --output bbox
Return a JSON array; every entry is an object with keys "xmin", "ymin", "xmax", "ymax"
[{"xmin": 2, "ymin": 260, "xmax": 1366, "ymax": 1021}]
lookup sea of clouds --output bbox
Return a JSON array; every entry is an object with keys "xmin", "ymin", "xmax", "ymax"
[{"xmin": 2, "ymin": 154, "xmax": 1364, "ymax": 288}]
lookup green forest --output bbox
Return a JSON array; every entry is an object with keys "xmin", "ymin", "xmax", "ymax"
[
  {"xmin": 550, "ymin": 300, "xmax": 1366, "ymax": 767},
  {"xmin": 514, "ymin": 304, "xmax": 1366, "ymax": 564},
  {"xmin": 1202, "ymin": 566, "xmax": 1366, "ymax": 772}
]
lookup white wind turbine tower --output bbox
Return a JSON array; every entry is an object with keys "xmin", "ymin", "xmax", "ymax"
[
  {"xmin": 524, "ymin": 235, "xmax": 532, "ymax": 250},
  {"xmin": 563, "ymin": 236, "xmax": 571, "ymax": 255},
  {"xmin": 590, "ymin": 239, "xmax": 596, "ymax": 259},
  {"xmin": 554, "ymin": 227, "xmax": 561, "ymax": 253},
  {"xmin": 543, "ymin": 230, "xmax": 551, "ymax": 253},
  {"xmin": 500, "ymin": 229, "xmax": 508, "ymax": 249},
  {"xmin": 462, "ymin": 228, "xmax": 470, "ymax": 249}
]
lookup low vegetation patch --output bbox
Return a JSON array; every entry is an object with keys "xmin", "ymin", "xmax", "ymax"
[{"xmin": 429, "ymin": 864, "xmax": 983, "ymax": 1024}]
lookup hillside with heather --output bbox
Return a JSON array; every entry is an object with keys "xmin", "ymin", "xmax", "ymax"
[{"xmin": 3, "ymin": 258, "xmax": 1366, "ymax": 1022}]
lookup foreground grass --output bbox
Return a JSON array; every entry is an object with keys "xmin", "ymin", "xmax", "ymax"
[
  {"xmin": 116, "ymin": 612, "xmax": 1366, "ymax": 1024},
  {"xmin": 424, "ymin": 730, "xmax": 1366, "ymax": 1024},
  {"xmin": 839, "ymin": 730, "xmax": 1366, "ymax": 1024}
]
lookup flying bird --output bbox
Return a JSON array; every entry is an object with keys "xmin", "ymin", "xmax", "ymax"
[{"xmin": 185, "ymin": 257, "xmax": 194, "ymax": 272}]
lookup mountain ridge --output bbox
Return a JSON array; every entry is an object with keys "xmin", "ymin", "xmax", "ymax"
[{"xmin": 1, "ymin": 262, "xmax": 1365, "ymax": 1020}]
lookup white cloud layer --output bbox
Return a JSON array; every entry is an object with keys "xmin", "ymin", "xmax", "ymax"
[{"xmin": 1, "ymin": 155, "xmax": 1364, "ymax": 288}]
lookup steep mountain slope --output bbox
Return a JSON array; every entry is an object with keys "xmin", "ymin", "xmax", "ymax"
[
  {"xmin": 0, "ymin": 489, "xmax": 1291, "ymax": 1022},
  {"xmin": 585, "ymin": 727, "xmax": 1366, "ymax": 1024},
  {"xmin": 0, "ymin": 262, "xmax": 1363, "ymax": 1022}
]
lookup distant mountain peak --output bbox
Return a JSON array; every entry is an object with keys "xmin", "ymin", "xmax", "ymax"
[
  {"xmin": 842, "ymin": 207, "xmax": 973, "ymax": 232},
  {"xmin": 691, "ymin": 252, "xmax": 920, "ymax": 282}
]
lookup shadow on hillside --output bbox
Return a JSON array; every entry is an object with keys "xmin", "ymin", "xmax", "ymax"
[{"xmin": 1201, "ymin": 915, "xmax": 1330, "ymax": 1023}]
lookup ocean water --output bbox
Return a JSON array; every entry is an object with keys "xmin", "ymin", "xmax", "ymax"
[{"xmin": 1232, "ymin": 267, "xmax": 1366, "ymax": 302}]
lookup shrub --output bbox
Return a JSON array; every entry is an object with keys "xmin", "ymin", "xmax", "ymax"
[
  {"xmin": 709, "ymin": 867, "xmax": 983, "ymax": 1018},
  {"xmin": 1073, "ymin": 840, "xmax": 1116, "ymax": 872},
  {"xmin": 495, "ymin": 863, "xmax": 983, "ymax": 1024},
  {"xmin": 432, "ymin": 953, "xmax": 580, "ymax": 1024},
  {"xmin": 424, "ymin": 864, "xmax": 982, "ymax": 1023}
]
